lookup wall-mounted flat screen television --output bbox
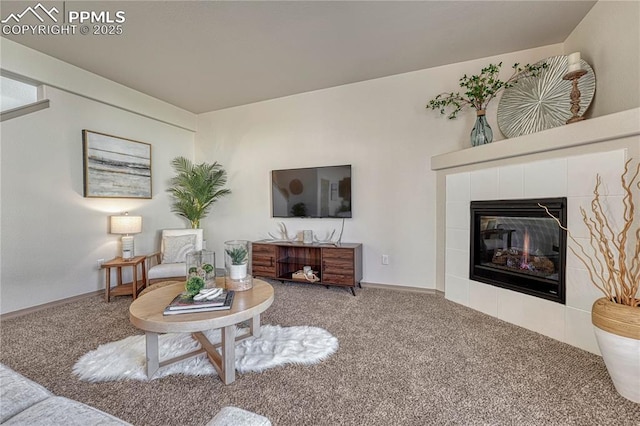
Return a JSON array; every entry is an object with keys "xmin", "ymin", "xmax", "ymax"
[{"xmin": 272, "ymin": 165, "xmax": 352, "ymax": 218}]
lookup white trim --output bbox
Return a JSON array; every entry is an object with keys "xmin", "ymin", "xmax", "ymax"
[
  {"xmin": 360, "ymin": 282, "xmax": 437, "ymax": 294},
  {"xmin": 0, "ymin": 290, "xmax": 102, "ymax": 320},
  {"xmin": 0, "ymin": 99, "xmax": 50, "ymax": 122},
  {"xmin": 431, "ymin": 108, "xmax": 640, "ymax": 171},
  {"xmin": 0, "ymin": 38, "xmax": 196, "ymax": 131}
]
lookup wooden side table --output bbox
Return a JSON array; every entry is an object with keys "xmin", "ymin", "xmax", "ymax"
[{"xmin": 102, "ymin": 256, "xmax": 147, "ymax": 302}]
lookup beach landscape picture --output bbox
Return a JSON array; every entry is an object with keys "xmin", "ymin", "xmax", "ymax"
[{"xmin": 83, "ymin": 130, "xmax": 152, "ymax": 198}]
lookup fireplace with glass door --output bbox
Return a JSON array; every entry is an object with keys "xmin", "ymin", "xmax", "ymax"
[{"xmin": 469, "ymin": 198, "xmax": 567, "ymax": 304}]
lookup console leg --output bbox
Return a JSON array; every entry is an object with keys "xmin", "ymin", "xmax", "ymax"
[{"xmin": 350, "ymin": 287, "xmax": 356, "ymax": 296}]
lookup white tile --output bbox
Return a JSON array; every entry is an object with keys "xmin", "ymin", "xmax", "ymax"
[
  {"xmin": 496, "ymin": 287, "xmax": 527, "ymax": 328},
  {"xmin": 568, "ymin": 150, "xmax": 627, "ymax": 197},
  {"xmin": 498, "ymin": 164, "xmax": 524, "ymax": 199},
  {"xmin": 446, "ymin": 202, "xmax": 469, "ymax": 230},
  {"xmin": 566, "ymin": 242, "xmax": 592, "ymax": 269},
  {"xmin": 565, "ymin": 307, "xmax": 600, "ymax": 355},
  {"xmin": 524, "ymin": 297, "xmax": 565, "ymax": 342},
  {"xmin": 446, "ymin": 173, "xmax": 471, "ymax": 203},
  {"xmin": 470, "ymin": 168, "xmax": 499, "ymax": 201},
  {"xmin": 524, "ymin": 158, "xmax": 567, "ymax": 198},
  {"xmin": 496, "ymin": 288, "xmax": 564, "ymax": 341},
  {"xmin": 567, "ymin": 195, "xmax": 626, "ymax": 239},
  {"xmin": 446, "ymin": 227, "xmax": 469, "ymax": 251},
  {"xmin": 565, "ymin": 266, "xmax": 604, "ymax": 311},
  {"xmin": 445, "ymin": 248, "xmax": 469, "ymax": 279},
  {"xmin": 567, "ymin": 196, "xmax": 593, "ymax": 239},
  {"xmin": 469, "ymin": 280, "xmax": 498, "ymax": 316},
  {"xmin": 445, "ymin": 274, "xmax": 469, "ymax": 306}
]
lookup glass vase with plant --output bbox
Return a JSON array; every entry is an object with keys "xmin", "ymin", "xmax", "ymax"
[
  {"xmin": 224, "ymin": 240, "xmax": 252, "ymax": 290},
  {"xmin": 427, "ymin": 62, "xmax": 547, "ymax": 145}
]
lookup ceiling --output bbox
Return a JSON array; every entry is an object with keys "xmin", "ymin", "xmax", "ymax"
[{"xmin": 1, "ymin": 1, "xmax": 597, "ymax": 114}]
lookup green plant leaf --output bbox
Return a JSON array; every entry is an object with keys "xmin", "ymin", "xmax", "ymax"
[{"xmin": 168, "ymin": 156, "xmax": 232, "ymax": 229}]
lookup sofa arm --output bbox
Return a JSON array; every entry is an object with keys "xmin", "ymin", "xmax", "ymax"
[
  {"xmin": 206, "ymin": 406, "xmax": 271, "ymax": 426},
  {"xmin": 0, "ymin": 364, "xmax": 51, "ymax": 423},
  {"xmin": 146, "ymin": 251, "xmax": 161, "ymax": 266}
]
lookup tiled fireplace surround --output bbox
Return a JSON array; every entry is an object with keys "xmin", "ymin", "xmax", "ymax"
[{"xmin": 435, "ymin": 108, "xmax": 640, "ymax": 356}]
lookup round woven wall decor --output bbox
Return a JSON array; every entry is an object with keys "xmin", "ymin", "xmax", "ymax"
[
  {"xmin": 289, "ymin": 179, "xmax": 303, "ymax": 195},
  {"xmin": 497, "ymin": 55, "xmax": 595, "ymax": 138}
]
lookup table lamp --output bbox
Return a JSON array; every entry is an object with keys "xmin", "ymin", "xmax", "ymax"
[{"xmin": 110, "ymin": 212, "xmax": 142, "ymax": 259}]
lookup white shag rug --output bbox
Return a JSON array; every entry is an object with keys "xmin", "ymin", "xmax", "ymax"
[{"xmin": 73, "ymin": 325, "xmax": 338, "ymax": 382}]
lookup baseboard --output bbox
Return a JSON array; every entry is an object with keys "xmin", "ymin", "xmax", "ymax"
[
  {"xmin": 360, "ymin": 282, "xmax": 437, "ymax": 294},
  {"xmin": 0, "ymin": 290, "xmax": 103, "ymax": 321}
]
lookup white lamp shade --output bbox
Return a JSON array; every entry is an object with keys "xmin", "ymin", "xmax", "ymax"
[{"xmin": 110, "ymin": 215, "xmax": 142, "ymax": 235}]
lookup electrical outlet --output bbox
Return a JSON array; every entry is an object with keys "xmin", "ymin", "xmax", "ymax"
[
  {"xmin": 97, "ymin": 258, "xmax": 105, "ymax": 269},
  {"xmin": 382, "ymin": 254, "xmax": 389, "ymax": 265}
]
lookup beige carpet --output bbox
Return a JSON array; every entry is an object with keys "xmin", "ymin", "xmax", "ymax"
[{"xmin": 1, "ymin": 280, "xmax": 639, "ymax": 425}]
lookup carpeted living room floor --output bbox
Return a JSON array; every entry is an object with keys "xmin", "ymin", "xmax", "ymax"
[{"xmin": 1, "ymin": 280, "xmax": 639, "ymax": 426}]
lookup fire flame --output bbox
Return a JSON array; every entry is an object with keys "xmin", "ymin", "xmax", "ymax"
[{"xmin": 520, "ymin": 230, "xmax": 530, "ymax": 269}]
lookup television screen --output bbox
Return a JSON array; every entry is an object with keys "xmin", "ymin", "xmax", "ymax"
[{"xmin": 272, "ymin": 165, "xmax": 352, "ymax": 218}]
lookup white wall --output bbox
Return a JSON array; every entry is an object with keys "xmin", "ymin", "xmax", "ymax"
[
  {"xmin": 195, "ymin": 45, "xmax": 561, "ymax": 289},
  {"xmin": 1, "ymin": 38, "xmax": 196, "ymax": 131},
  {"xmin": 1, "ymin": 48, "xmax": 195, "ymax": 314},
  {"xmin": 564, "ymin": 0, "xmax": 640, "ymax": 118}
]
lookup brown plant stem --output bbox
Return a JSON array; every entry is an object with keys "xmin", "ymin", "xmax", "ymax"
[{"xmin": 538, "ymin": 159, "xmax": 640, "ymax": 307}]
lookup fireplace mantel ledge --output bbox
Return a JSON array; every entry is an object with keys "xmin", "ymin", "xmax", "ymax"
[{"xmin": 431, "ymin": 107, "xmax": 640, "ymax": 171}]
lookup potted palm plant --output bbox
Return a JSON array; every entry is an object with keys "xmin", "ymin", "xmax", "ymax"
[
  {"xmin": 540, "ymin": 159, "xmax": 639, "ymax": 403},
  {"xmin": 168, "ymin": 157, "xmax": 231, "ymax": 229}
]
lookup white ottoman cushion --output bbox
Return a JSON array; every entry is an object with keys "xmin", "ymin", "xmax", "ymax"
[{"xmin": 206, "ymin": 406, "xmax": 271, "ymax": 426}]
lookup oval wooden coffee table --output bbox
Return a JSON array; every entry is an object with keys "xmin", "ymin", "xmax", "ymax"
[{"xmin": 129, "ymin": 278, "xmax": 274, "ymax": 384}]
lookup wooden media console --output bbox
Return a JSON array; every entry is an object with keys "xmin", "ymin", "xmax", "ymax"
[{"xmin": 252, "ymin": 241, "xmax": 363, "ymax": 295}]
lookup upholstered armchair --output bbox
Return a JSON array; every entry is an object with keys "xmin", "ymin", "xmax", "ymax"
[{"xmin": 146, "ymin": 229, "xmax": 204, "ymax": 285}]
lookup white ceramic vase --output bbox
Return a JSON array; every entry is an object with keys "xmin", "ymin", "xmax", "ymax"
[
  {"xmin": 592, "ymin": 298, "xmax": 640, "ymax": 403},
  {"xmin": 593, "ymin": 327, "xmax": 640, "ymax": 403}
]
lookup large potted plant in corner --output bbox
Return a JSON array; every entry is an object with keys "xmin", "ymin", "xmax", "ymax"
[
  {"xmin": 541, "ymin": 159, "xmax": 639, "ymax": 403},
  {"xmin": 168, "ymin": 157, "xmax": 231, "ymax": 229}
]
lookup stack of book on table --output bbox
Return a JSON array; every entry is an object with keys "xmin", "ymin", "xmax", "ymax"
[{"xmin": 163, "ymin": 290, "xmax": 235, "ymax": 316}]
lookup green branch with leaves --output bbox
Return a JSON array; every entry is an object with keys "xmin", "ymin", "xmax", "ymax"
[{"xmin": 427, "ymin": 62, "xmax": 547, "ymax": 119}]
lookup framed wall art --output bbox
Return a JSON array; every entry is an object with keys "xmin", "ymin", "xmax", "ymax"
[{"xmin": 82, "ymin": 130, "xmax": 152, "ymax": 198}]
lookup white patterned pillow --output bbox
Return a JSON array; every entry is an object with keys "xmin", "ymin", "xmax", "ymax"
[{"xmin": 162, "ymin": 235, "xmax": 196, "ymax": 264}]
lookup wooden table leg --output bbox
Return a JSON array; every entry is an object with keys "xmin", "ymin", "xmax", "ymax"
[
  {"xmin": 145, "ymin": 331, "xmax": 160, "ymax": 378},
  {"xmin": 192, "ymin": 330, "xmax": 236, "ymax": 384},
  {"xmin": 250, "ymin": 314, "xmax": 261, "ymax": 338},
  {"xmin": 141, "ymin": 260, "xmax": 148, "ymax": 290},
  {"xmin": 221, "ymin": 325, "xmax": 236, "ymax": 384},
  {"xmin": 105, "ymin": 267, "xmax": 111, "ymax": 302},
  {"xmin": 132, "ymin": 264, "xmax": 139, "ymax": 300}
]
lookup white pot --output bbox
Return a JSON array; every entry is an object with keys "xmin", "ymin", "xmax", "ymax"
[
  {"xmin": 230, "ymin": 264, "xmax": 247, "ymax": 280},
  {"xmin": 593, "ymin": 327, "xmax": 640, "ymax": 403},
  {"xmin": 592, "ymin": 298, "xmax": 640, "ymax": 403}
]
